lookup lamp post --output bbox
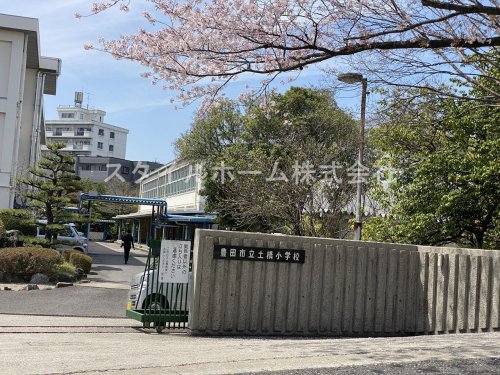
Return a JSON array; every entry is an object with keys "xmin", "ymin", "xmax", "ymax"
[{"xmin": 337, "ymin": 73, "xmax": 367, "ymax": 241}]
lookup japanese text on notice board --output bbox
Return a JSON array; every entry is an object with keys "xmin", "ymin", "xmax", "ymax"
[{"xmin": 159, "ymin": 240, "xmax": 191, "ymax": 283}]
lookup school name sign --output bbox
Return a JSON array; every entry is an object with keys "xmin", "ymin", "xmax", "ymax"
[{"xmin": 213, "ymin": 245, "xmax": 305, "ymax": 264}]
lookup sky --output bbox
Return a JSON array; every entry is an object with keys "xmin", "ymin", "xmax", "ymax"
[{"xmin": 1, "ymin": 0, "xmax": 365, "ymax": 164}]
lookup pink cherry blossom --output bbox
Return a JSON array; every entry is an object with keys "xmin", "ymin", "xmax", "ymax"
[{"xmin": 83, "ymin": 0, "xmax": 500, "ymax": 104}]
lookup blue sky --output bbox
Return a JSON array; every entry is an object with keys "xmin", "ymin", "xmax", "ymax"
[{"xmin": 2, "ymin": 1, "xmax": 365, "ymax": 164}]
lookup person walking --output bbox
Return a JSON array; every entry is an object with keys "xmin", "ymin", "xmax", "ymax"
[{"xmin": 121, "ymin": 229, "xmax": 135, "ymax": 264}]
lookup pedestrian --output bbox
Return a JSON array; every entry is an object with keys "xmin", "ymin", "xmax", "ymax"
[{"xmin": 120, "ymin": 229, "xmax": 135, "ymax": 264}]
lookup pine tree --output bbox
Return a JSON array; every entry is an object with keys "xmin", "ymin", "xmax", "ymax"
[{"xmin": 18, "ymin": 142, "xmax": 83, "ymax": 242}]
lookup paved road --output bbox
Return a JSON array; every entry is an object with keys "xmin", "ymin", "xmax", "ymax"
[
  {"xmin": 242, "ymin": 357, "xmax": 500, "ymax": 374},
  {"xmin": 1, "ymin": 242, "xmax": 499, "ymax": 374},
  {"xmin": 0, "ymin": 242, "xmax": 147, "ymax": 318},
  {"xmin": 85, "ymin": 241, "xmax": 148, "ymax": 286},
  {"xmin": 0, "ymin": 314, "xmax": 499, "ymax": 375}
]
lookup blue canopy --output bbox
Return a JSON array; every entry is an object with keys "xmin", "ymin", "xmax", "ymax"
[{"xmin": 79, "ymin": 193, "xmax": 167, "ymax": 209}]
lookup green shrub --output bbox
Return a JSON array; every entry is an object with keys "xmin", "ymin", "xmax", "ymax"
[
  {"xmin": 68, "ymin": 252, "xmax": 92, "ymax": 274},
  {"xmin": 0, "ymin": 217, "xmax": 5, "ymax": 237},
  {"xmin": 0, "ymin": 209, "xmax": 37, "ymax": 236},
  {"xmin": 53, "ymin": 261, "xmax": 77, "ymax": 280},
  {"xmin": 62, "ymin": 249, "xmax": 83, "ymax": 261},
  {"xmin": 19, "ymin": 236, "xmax": 51, "ymax": 248},
  {"xmin": 0, "ymin": 247, "xmax": 62, "ymax": 280}
]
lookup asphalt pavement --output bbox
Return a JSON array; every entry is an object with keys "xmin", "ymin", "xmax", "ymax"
[
  {"xmin": 0, "ymin": 314, "xmax": 499, "ymax": 375},
  {"xmin": 0, "ymin": 241, "xmax": 146, "ymax": 317},
  {"xmin": 0, "ymin": 241, "xmax": 499, "ymax": 374}
]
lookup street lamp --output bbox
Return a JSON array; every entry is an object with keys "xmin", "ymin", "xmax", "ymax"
[{"xmin": 338, "ymin": 72, "xmax": 367, "ymax": 241}]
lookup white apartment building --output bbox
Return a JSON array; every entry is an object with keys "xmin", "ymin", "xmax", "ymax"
[
  {"xmin": 0, "ymin": 14, "xmax": 60, "ymax": 209},
  {"xmin": 45, "ymin": 92, "xmax": 128, "ymax": 158}
]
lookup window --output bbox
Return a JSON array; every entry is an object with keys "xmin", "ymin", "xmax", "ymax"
[
  {"xmin": 109, "ymin": 145, "xmax": 114, "ymax": 152},
  {"xmin": 110, "ymin": 132, "xmax": 115, "ymax": 139},
  {"xmin": 97, "ymin": 142, "xmax": 103, "ymax": 149},
  {"xmin": 98, "ymin": 129, "xmax": 104, "ymax": 136},
  {"xmin": 61, "ymin": 112, "xmax": 75, "ymax": 119},
  {"xmin": 80, "ymin": 164, "xmax": 91, "ymax": 171},
  {"xmin": 54, "ymin": 129, "xmax": 62, "ymax": 136},
  {"xmin": 80, "ymin": 114, "xmax": 84, "ymax": 120},
  {"xmin": 122, "ymin": 166, "xmax": 130, "ymax": 174},
  {"xmin": 152, "ymin": 165, "xmax": 196, "ymax": 197},
  {"xmin": 98, "ymin": 164, "xmax": 107, "ymax": 171}
]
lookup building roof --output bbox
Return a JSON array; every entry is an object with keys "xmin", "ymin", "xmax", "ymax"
[{"xmin": 0, "ymin": 14, "xmax": 60, "ymax": 94}]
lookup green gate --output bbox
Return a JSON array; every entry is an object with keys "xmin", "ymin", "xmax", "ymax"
[
  {"xmin": 78, "ymin": 193, "xmax": 214, "ymax": 333},
  {"xmin": 125, "ymin": 212, "xmax": 215, "ymax": 333}
]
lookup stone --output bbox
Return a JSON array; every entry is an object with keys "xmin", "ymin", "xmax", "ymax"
[
  {"xmin": 56, "ymin": 282, "xmax": 73, "ymax": 288},
  {"xmin": 30, "ymin": 273, "xmax": 50, "ymax": 284},
  {"xmin": 57, "ymin": 273, "xmax": 75, "ymax": 283},
  {"xmin": 75, "ymin": 268, "xmax": 85, "ymax": 280},
  {"xmin": 21, "ymin": 284, "xmax": 39, "ymax": 291},
  {"xmin": 4, "ymin": 286, "xmax": 12, "ymax": 291}
]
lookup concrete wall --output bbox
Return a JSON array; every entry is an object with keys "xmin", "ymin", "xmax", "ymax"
[
  {"xmin": 0, "ymin": 15, "xmax": 59, "ymax": 208},
  {"xmin": 0, "ymin": 29, "xmax": 24, "ymax": 208},
  {"xmin": 189, "ymin": 230, "xmax": 500, "ymax": 336}
]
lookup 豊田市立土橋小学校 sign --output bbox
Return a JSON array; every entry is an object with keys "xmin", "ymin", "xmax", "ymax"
[{"xmin": 213, "ymin": 245, "xmax": 305, "ymax": 263}]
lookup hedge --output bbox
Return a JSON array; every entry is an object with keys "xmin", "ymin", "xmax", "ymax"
[
  {"xmin": 0, "ymin": 247, "xmax": 62, "ymax": 280},
  {"xmin": 68, "ymin": 252, "xmax": 92, "ymax": 274},
  {"xmin": 62, "ymin": 249, "xmax": 83, "ymax": 261}
]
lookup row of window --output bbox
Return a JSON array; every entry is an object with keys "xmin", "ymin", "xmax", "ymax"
[
  {"xmin": 79, "ymin": 164, "xmax": 131, "ymax": 174},
  {"xmin": 142, "ymin": 166, "xmax": 194, "ymax": 191},
  {"xmin": 141, "ymin": 166, "xmax": 196, "ymax": 198},
  {"xmin": 60, "ymin": 112, "xmax": 103, "ymax": 122},
  {"xmin": 98, "ymin": 129, "xmax": 115, "ymax": 138},
  {"xmin": 46, "ymin": 127, "xmax": 115, "ymax": 139},
  {"xmin": 97, "ymin": 142, "xmax": 113, "ymax": 151},
  {"xmin": 142, "ymin": 177, "xmax": 196, "ymax": 198}
]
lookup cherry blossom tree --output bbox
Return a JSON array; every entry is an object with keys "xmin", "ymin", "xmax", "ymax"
[{"xmin": 81, "ymin": 1, "xmax": 500, "ymax": 104}]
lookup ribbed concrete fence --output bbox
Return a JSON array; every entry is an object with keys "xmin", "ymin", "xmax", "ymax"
[{"xmin": 189, "ymin": 229, "xmax": 500, "ymax": 336}]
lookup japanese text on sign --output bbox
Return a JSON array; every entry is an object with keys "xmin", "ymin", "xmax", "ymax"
[
  {"xmin": 213, "ymin": 245, "xmax": 305, "ymax": 263},
  {"xmin": 159, "ymin": 240, "xmax": 191, "ymax": 283}
]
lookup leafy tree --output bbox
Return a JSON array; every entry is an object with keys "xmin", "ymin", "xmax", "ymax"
[
  {"xmin": 0, "ymin": 209, "xmax": 37, "ymax": 236},
  {"xmin": 365, "ymin": 63, "xmax": 500, "ymax": 248},
  {"xmin": 18, "ymin": 142, "xmax": 83, "ymax": 243},
  {"xmin": 92, "ymin": 178, "xmax": 140, "ymax": 219},
  {"xmin": 177, "ymin": 87, "xmax": 359, "ymax": 237},
  {"xmin": 82, "ymin": 1, "xmax": 500, "ymax": 103}
]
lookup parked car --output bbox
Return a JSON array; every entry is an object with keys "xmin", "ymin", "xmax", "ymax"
[
  {"xmin": 127, "ymin": 270, "xmax": 192, "ymax": 312},
  {"xmin": 36, "ymin": 223, "xmax": 88, "ymax": 253}
]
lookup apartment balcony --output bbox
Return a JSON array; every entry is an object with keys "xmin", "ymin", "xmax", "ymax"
[
  {"xmin": 48, "ymin": 131, "xmax": 92, "ymax": 137},
  {"xmin": 55, "ymin": 144, "xmax": 91, "ymax": 151},
  {"xmin": 73, "ymin": 131, "xmax": 92, "ymax": 137},
  {"xmin": 41, "ymin": 144, "xmax": 91, "ymax": 152},
  {"xmin": 73, "ymin": 144, "xmax": 91, "ymax": 151}
]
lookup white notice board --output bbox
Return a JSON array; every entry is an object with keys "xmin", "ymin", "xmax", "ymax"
[{"xmin": 159, "ymin": 240, "xmax": 191, "ymax": 283}]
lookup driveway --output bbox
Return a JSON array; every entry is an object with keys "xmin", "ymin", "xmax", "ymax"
[
  {"xmin": 84, "ymin": 241, "xmax": 148, "ymax": 287},
  {"xmin": 0, "ymin": 242, "xmax": 148, "ymax": 318}
]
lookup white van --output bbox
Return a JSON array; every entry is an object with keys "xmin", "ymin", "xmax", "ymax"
[
  {"xmin": 127, "ymin": 270, "xmax": 192, "ymax": 312},
  {"xmin": 36, "ymin": 223, "xmax": 88, "ymax": 253}
]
